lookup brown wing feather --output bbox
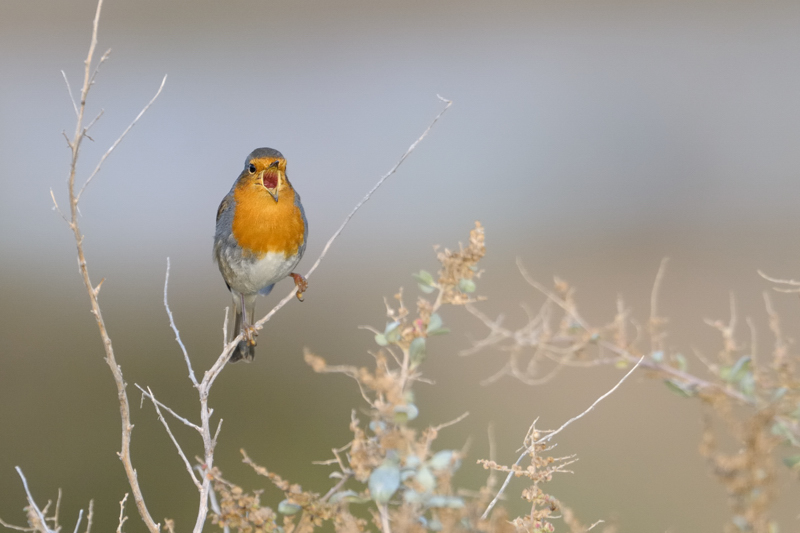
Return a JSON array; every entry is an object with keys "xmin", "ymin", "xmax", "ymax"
[{"xmin": 216, "ymin": 196, "xmax": 231, "ymax": 223}]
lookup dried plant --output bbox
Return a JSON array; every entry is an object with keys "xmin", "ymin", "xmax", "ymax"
[
  {"xmin": 463, "ymin": 258, "xmax": 800, "ymax": 532},
  {"xmin": 207, "ymin": 223, "xmax": 623, "ymax": 533}
]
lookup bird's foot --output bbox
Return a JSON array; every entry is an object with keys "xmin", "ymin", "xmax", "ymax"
[
  {"xmin": 290, "ymin": 273, "xmax": 308, "ymax": 301},
  {"xmin": 242, "ymin": 323, "xmax": 258, "ymax": 346}
]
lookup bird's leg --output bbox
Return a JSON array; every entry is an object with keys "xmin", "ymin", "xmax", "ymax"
[
  {"xmin": 290, "ymin": 273, "xmax": 308, "ymax": 301},
  {"xmin": 240, "ymin": 293, "xmax": 257, "ymax": 346}
]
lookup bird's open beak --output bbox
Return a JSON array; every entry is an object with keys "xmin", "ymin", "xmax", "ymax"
[{"xmin": 261, "ymin": 161, "xmax": 281, "ymax": 202}]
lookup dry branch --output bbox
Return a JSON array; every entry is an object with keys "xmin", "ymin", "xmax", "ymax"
[{"xmin": 56, "ymin": 0, "xmax": 165, "ymax": 530}]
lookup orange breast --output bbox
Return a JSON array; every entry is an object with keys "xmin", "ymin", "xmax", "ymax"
[{"xmin": 231, "ymin": 183, "xmax": 305, "ymax": 257}]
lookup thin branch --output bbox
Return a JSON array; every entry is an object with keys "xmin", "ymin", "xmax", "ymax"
[
  {"xmin": 15, "ymin": 467, "xmax": 54, "ymax": 533},
  {"xmin": 134, "ymin": 384, "xmax": 200, "ymax": 432},
  {"xmin": 486, "ymin": 423, "xmax": 499, "ymax": 490},
  {"xmin": 71, "ymin": 510, "xmax": 84, "ymax": 533},
  {"xmin": 516, "ymin": 258, "xmax": 590, "ymax": 331},
  {"xmin": 379, "ymin": 504, "xmax": 392, "ymax": 533},
  {"xmin": 76, "ymin": 74, "xmax": 167, "ymax": 201},
  {"xmin": 543, "ymin": 357, "xmax": 643, "ymax": 444},
  {"xmin": 62, "ymin": 0, "xmax": 160, "ymax": 529},
  {"xmin": 49, "ymin": 188, "xmax": 68, "ymax": 223},
  {"xmin": 84, "ymin": 501, "xmax": 94, "ymax": 533},
  {"xmin": 116, "ymin": 494, "xmax": 129, "ymax": 533},
  {"xmin": 203, "ymin": 474, "xmax": 229, "ymax": 533},
  {"xmin": 0, "ymin": 517, "xmax": 34, "ymax": 532},
  {"xmin": 84, "ymin": 108, "xmax": 105, "ymax": 135},
  {"xmin": 433, "ymin": 411, "xmax": 470, "ymax": 432},
  {"xmin": 163, "ymin": 258, "xmax": 198, "ymax": 386},
  {"xmin": 249, "ymin": 95, "xmax": 454, "ymax": 335},
  {"xmin": 140, "ymin": 386, "xmax": 202, "ymax": 490},
  {"xmin": 52, "ymin": 489, "xmax": 62, "ymax": 530},
  {"xmin": 585, "ymin": 519, "xmax": 605, "ymax": 531},
  {"xmin": 320, "ymin": 473, "xmax": 352, "ymax": 503},
  {"xmin": 480, "ymin": 356, "xmax": 643, "ymax": 520},
  {"xmin": 61, "ymin": 71, "xmax": 79, "ymax": 118},
  {"xmin": 758, "ymin": 269, "xmax": 800, "ymax": 286}
]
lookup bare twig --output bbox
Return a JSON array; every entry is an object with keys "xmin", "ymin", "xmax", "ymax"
[
  {"xmin": 203, "ymin": 471, "xmax": 230, "ymax": 533},
  {"xmin": 480, "ymin": 357, "xmax": 643, "ymax": 520},
  {"xmin": 52, "ymin": 489, "xmax": 62, "ymax": 531},
  {"xmin": 84, "ymin": 501, "xmax": 93, "ymax": 533},
  {"xmin": 379, "ymin": 504, "xmax": 392, "ymax": 533},
  {"xmin": 61, "ymin": 70, "xmax": 79, "ymax": 118},
  {"xmin": 0, "ymin": 517, "xmax": 34, "ymax": 532},
  {"xmin": 585, "ymin": 519, "xmax": 605, "ymax": 531},
  {"xmin": 759, "ymin": 269, "xmax": 800, "ymax": 292},
  {"xmin": 486, "ymin": 423, "xmax": 499, "ymax": 490},
  {"xmin": 135, "ymin": 384, "xmax": 200, "ymax": 432},
  {"xmin": 70, "ymin": 510, "xmax": 84, "ymax": 533},
  {"xmin": 116, "ymin": 494, "xmax": 128, "ymax": 533},
  {"xmin": 433, "ymin": 411, "xmax": 470, "ymax": 432},
  {"xmin": 516, "ymin": 258, "xmax": 590, "ymax": 331},
  {"xmin": 76, "ymin": 74, "xmax": 167, "ymax": 202},
  {"xmin": 14, "ymin": 467, "xmax": 54, "ymax": 533},
  {"xmin": 58, "ymin": 1, "xmax": 162, "ymax": 530},
  {"xmin": 164, "ymin": 258, "xmax": 198, "ymax": 386},
  {"xmin": 139, "ymin": 386, "xmax": 202, "ymax": 490}
]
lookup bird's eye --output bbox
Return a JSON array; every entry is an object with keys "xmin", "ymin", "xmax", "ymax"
[{"xmin": 248, "ymin": 163, "xmax": 256, "ymax": 174}]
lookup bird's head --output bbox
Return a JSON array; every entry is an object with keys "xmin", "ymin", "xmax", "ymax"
[{"xmin": 241, "ymin": 148, "xmax": 289, "ymax": 202}]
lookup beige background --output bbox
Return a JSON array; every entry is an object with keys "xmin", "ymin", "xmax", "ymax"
[{"xmin": 2, "ymin": 0, "xmax": 800, "ymax": 530}]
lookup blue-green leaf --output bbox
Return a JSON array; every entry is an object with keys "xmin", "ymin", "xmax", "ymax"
[
  {"xmin": 729, "ymin": 356, "xmax": 752, "ymax": 383},
  {"xmin": 369, "ymin": 464, "xmax": 401, "ymax": 504},
  {"xmin": 393, "ymin": 403, "xmax": 419, "ymax": 423},
  {"xmin": 412, "ymin": 270, "xmax": 435, "ymax": 285},
  {"xmin": 329, "ymin": 490, "xmax": 369, "ymax": 504},
  {"xmin": 414, "ymin": 465, "xmax": 436, "ymax": 493},
  {"xmin": 429, "ymin": 450, "xmax": 460, "ymax": 472},
  {"xmin": 427, "ymin": 495, "xmax": 465, "ymax": 509},
  {"xmin": 384, "ymin": 321, "xmax": 402, "ymax": 343},
  {"xmin": 278, "ymin": 500, "xmax": 301, "ymax": 515},
  {"xmin": 418, "ymin": 283, "xmax": 436, "ymax": 294},
  {"xmin": 738, "ymin": 372, "xmax": 755, "ymax": 398},
  {"xmin": 783, "ymin": 455, "xmax": 800, "ymax": 469},
  {"xmin": 427, "ymin": 313, "xmax": 443, "ymax": 332},
  {"xmin": 403, "ymin": 489, "xmax": 425, "ymax": 504},
  {"xmin": 664, "ymin": 379, "xmax": 694, "ymax": 398},
  {"xmin": 409, "ymin": 337, "xmax": 426, "ymax": 367},
  {"xmin": 458, "ymin": 278, "xmax": 476, "ymax": 293}
]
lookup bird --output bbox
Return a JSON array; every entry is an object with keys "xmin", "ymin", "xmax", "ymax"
[{"xmin": 213, "ymin": 147, "xmax": 308, "ymax": 362}]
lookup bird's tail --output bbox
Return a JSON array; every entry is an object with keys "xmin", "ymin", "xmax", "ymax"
[{"xmin": 229, "ymin": 294, "xmax": 257, "ymax": 363}]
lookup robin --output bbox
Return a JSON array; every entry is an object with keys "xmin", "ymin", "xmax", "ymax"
[{"xmin": 214, "ymin": 148, "xmax": 308, "ymax": 362}]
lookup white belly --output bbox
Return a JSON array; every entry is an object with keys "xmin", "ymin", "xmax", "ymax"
[{"xmin": 223, "ymin": 251, "xmax": 301, "ymax": 295}]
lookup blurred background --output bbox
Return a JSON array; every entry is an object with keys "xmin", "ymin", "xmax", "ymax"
[{"xmin": 2, "ymin": 0, "xmax": 800, "ymax": 530}]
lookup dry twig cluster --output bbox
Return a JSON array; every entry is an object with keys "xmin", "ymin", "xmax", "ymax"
[{"xmin": 463, "ymin": 259, "xmax": 800, "ymax": 532}]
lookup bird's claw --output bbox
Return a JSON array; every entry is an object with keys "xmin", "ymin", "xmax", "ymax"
[
  {"xmin": 243, "ymin": 324, "xmax": 258, "ymax": 346},
  {"xmin": 290, "ymin": 273, "xmax": 308, "ymax": 301}
]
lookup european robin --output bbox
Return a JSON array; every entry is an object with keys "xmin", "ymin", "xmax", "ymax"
[{"xmin": 213, "ymin": 148, "xmax": 308, "ymax": 362}]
